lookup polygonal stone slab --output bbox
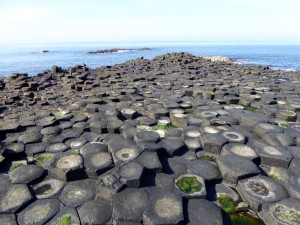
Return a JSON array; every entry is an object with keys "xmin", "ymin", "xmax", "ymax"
[
  {"xmin": 25, "ymin": 142, "xmax": 47, "ymax": 156},
  {"xmin": 3, "ymin": 143, "xmax": 25, "ymax": 156},
  {"xmin": 9, "ymin": 165, "xmax": 44, "ymax": 184},
  {"xmin": 187, "ymin": 160, "xmax": 221, "ymax": 182},
  {"xmin": 143, "ymin": 192, "xmax": 183, "ymax": 225},
  {"xmin": 111, "ymin": 145, "xmax": 143, "ymax": 167},
  {"xmin": 0, "ymin": 183, "xmax": 32, "ymax": 213},
  {"xmin": 221, "ymin": 143, "xmax": 258, "ymax": 161},
  {"xmin": 199, "ymin": 133, "xmax": 227, "ymax": 154},
  {"xmin": 289, "ymin": 157, "xmax": 300, "ymax": 176},
  {"xmin": 49, "ymin": 153, "xmax": 84, "ymax": 181},
  {"xmin": 0, "ymin": 214, "xmax": 17, "ymax": 225},
  {"xmin": 59, "ymin": 179, "xmax": 96, "ymax": 207},
  {"xmin": 159, "ymin": 139, "xmax": 186, "ymax": 156},
  {"xmin": 83, "ymin": 151, "xmax": 113, "ymax": 178},
  {"xmin": 78, "ymin": 199, "xmax": 112, "ymax": 225},
  {"xmin": 113, "ymin": 188, "xmax": 149, "ymax": 224},
  {"xmin": 136, "ymin": 151, "xmax": 162, "ymax": 172},
  {"xmin": 237, "ymin": 175, "xmax": 289, "ymax": 212},
  {"xmin": 222, "ymin": 130, "xmax": 245, "ymax": 143},
  {"xmin": 32, "ymin": 178, "xmax": 65, "ymax": 199},
  {"xmin": 80, "ymin": 142, "xmax": 108, "ymax": 156},
  {"xmin": 116, "ymin": 162, "xmax": 144, "ymax": 188},
  {"xmin": 19, "ymin": 132, "xmax": 43, "ymax": 144},
  {"xmin": 217, "ymin": 155, "xmax": 260, "ymax": 187},
  {"xmin": 46, "ymin": 143, "xmax": 69, "ymax": 153},
  {"xmin": 187, "ymin": 199, "xmax": 224, "ymax": 225},
  {"xmin": 45, "ymin": 207, "xmax": 81, "ymax": 225},
  {"xmin": 258, "ymin": 198, "xmax": 300, "ymax": 225},
  {"xmin": 134, "ymin": 131, "xmax": 160, "ymax": 143},
  {"xmin": 287, "ymin": 176, "xmax": 300, "ymax": 200},
  {"xmin": 17, "ymin": 199, "xmax": 60, "ymax": 225},
  {"xmin": 255, "ymin": 145, "xmax": 294, "ymax": 168}
]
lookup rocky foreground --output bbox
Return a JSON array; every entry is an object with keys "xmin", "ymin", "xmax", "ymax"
[{"xmin": 0, "ymin": 52, "xmax": 300, "ymax": 225}]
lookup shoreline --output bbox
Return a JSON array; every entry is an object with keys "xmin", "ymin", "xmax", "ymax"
[{"xmin": 0, "ymin": 52, "xmax": 300, "ymax": 225}]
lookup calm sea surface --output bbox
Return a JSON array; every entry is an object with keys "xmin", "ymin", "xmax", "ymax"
[{"xmin": 0, "ymin": 42, "xmax": 299, "ymax": 76}]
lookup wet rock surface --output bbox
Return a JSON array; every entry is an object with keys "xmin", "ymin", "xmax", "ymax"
[{"xmin": 1, "ymin": 52, "xmax": 300, "ymax": 224}]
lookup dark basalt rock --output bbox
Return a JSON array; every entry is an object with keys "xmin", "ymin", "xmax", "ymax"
[
  {"xmin": 113, "ymin": 188, "xmax": 149, "ymax": 223},
  {"xmin": 187, "ymin": 199, "xmax": 223, "ymax": 225},
  {"xmin": 17, "ymin": 199, "xmax": 60, "ymax": 225},
  {"xmin": 78, "ymin": 199, "xmax": 112, "ymax": 225},
  {"xmin": 58, "ymin": 179, "xmax": 96, "ymax": 207},
  {"xmin": 9, "ymin": 165, "xmax": 44, "ymax": 184},
  {"xmin": 143, "ymin": 192, "xmax": 184, "ymax": 225},
  {"xmin": 1, "ymin": 52, "xmax": 300, "ymax": 224}
]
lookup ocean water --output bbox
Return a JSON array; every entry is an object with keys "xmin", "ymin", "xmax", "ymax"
[{"xmin": 0, "ymin": 42, "xmax": 300, "ymax": 76}]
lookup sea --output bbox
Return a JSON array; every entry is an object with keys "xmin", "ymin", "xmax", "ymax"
[{"xmin": 0, "ymin": 42, "xmax": 300, "ymax": 77}]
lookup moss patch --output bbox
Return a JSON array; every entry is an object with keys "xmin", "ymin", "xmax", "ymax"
[
  {"xmin": 9, "ymin": 163, "xmax": 25, "ymax": 171},
  {"xmin": 56, "ymin": 215, "xmax": 72, "ymax": 225},
  {"xmin": 199, "ymin": 155, "xmax": 216, "ymax": 163},
  {"xmin": 176, "ymin": 177, "xmax": 202, "ymax": 194},
  {"xmin": 71, "ymin": 150, "xmax": 79, "ymax": 155},
  {"xmin": 155, "ymin": 124, "xmax": 178, "ymax": 130},
  {"xmin": 36, "ymin": 156, "xmax": 53, "ymax": 163},
  {"xmin": 185, "ymin": 109, "xmax": 195, "ymax": 114},
  {"xmin": 269, "ymin": 174, "xmax": 284, "ymax": 184},
  {"xmin": 279, "ymin": 122, "xmax": 288, "ymax": 128},
  {"xmin": 230, "ymin": 212, "xmax": 265, "ymax": 225},
  {"xmin": 238, "ymin": 104, "xmax": 257, "ymax": 112},
  {"xmin": 217, "ymin": 194, "xmax": 237, "ymax": 214}
]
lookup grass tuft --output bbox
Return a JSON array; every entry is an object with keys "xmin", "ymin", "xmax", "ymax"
[
  {"xmin": 217, "ymin": 194, "xmax": 237, "ymax": 214},
  {"xmin": 176, "ymin": 177, "xmax": 202, "ymax": 194}
]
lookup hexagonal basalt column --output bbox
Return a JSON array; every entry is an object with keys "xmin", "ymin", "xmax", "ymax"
[
  {"xmin": 199, "ymin": 133, "xmax": 227, "ymax": 155},
  {"xmin": 187, "ymin": 199, "xmax": 224, "ymax": 225},
  {"xmin": 221, "ymin": 143, "xmax": 258, "ymax": 161},
  {"xmin": 113, "ymin": 188, "xmax": 149, "ymax": 224},
  {"xmin": 0, "ymin": 183, "xmax": 32, "ymax": 213},
  {"xmin": 78, "ymin": 199, "xmax": 112, "ymax": 225},
  {"xmin": 217, "ymin": 155, "xmax": 260, "ymax": 187},
  {"xmin": 32, "ymin": 178, "xmax": 65, "ymax": 199},
  {"xmin": 59, "ymin": 179, "xmax": 96, "ymax": 208},
  {"xmin": 258, "ymin": 198, "xmax": 300, "ymax": 225},
  {"xmin": 236, "ymin": 175, "xmax": 289, "ymax": 212},
  {"xmin": 83, "ymin": 151, "xmax": 113, "ymax": 178},
  {"xmin": 255, "ymin": 145, "xmax": 293, "ymax": 168},
  {"xmin": 17, "ymin": 199, "xmax": 60, "ymax": 225},
  {"xmin": 116, "ymin": 162, "xmax": 144, "ymax": 188},
  {"xmin": 143, "ymin": 192, "xmax": 184, "ymax": 225},
  {"xmin": 49, "ymin": 153, "xmax": 84, "ymax": 181}
]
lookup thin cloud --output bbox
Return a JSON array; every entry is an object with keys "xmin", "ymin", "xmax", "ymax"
[{"xmin": 0, "ymin": 7, "xmax": 49, "ymax": 21}]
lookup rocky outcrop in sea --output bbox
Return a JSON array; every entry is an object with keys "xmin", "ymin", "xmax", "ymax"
[{"xmin": 0, "ymin": 52, "xmax": 300, "ymax": 225}]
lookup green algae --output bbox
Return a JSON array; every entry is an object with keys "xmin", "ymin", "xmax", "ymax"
[
  {"xmin": 278, "ymin": 122, "xmax": 288, "ymax": 128},
  {"xmin": 36, "ymin": 156, "xmax": 54, "ymax": 163},
  {"xmin": 238, "ymin": 104, "xmax": 257, "ymax": 112},
  {"xmin": 230, "ymin": 212, "xmax": 265, "ymax": 225},
  {"xmin": 155, "ymin": 124, "xmax": 179, "ymax": 130},
  {"xmin": 199, "ymin": 155, "xmax": 216, "ymax": 163},
  {"xmin": 9, "ymin": 163, "xmax": 25, "ymax": 171},
  {"xmin": 55, "ymin": 215, "xmax": 72, "ymax": 225},
  {"xmin": 217, "ymin": 194, "xmax": 237, "ymax": 214},
  {"xmin": 269, "ymin": 174, "xmax": 284, "ymax": 184},
  {"xmin": 176, "ymin": 177, "xmax": 202, "ymax": 194},
  {"xmin": 185, "ymin": 109, "xmax": 195, "ymax": 114}
]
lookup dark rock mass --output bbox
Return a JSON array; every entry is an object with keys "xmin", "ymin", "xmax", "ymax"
[{"xmin": 0, "ymin": 52, "xmax": 300, "ymax": 225}]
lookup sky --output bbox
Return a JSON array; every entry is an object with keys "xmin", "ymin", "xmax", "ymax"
[{"xmin": 0, "ymin": 0, "xmax": 300, "ymax": 44}]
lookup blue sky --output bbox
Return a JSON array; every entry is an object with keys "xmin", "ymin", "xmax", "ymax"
[{"xmin": 0, "ymin": 0, "xmax": 299, "ymax": 43}]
